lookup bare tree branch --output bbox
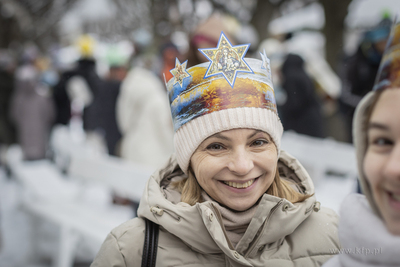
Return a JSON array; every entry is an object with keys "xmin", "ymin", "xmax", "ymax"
[
  {"xmin": 34, "ymin": 0, "xmax": 79, "ymax": 39},
  {"xmin": 0, "ymin": 0, "xmax": 33, "ymax": 31}
]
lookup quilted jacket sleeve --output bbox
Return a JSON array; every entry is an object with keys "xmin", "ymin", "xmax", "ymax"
[
  {"xmin": 91, "ymin": 218, "xmax": 145, "ymax": 267},
  {"xmin": 91, "ymin": 233, "xmax": 127, "ymax": 267}
]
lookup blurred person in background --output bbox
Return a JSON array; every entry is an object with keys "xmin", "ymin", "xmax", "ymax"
[
  {"xmin": 265, "ymin": 30, "xmax": 343, "ymax": 141},
  {"xmin": 340, "ymin": 16, "xmax": 392, "ymax": 142},
  {"xmin": 257, "ymin": 38, "xmax": 287, "ymax": 111},
  {"xmin": 92, "ymin": 33, "xmax": 339, "ymax": 267},
  {"xmin": 259, "ymin": 33, "xmax": 341, "ymax": 140},
  {"xmin": 186, "ymin": 13, "xmax": 236, "ymax": 67},
  {"xmin": 84, "ymin": 44, "xmax": 129, "ymax": 156},
  {"xmin": 0, "ymin": 50, "xmax": 16, "ymax": 157},
  {"xmin": 53, "ymin": 34, "xmax": 101, "ymax": 128},
  {"xmin": 323, "ymin": 19, "xmax": 400, "ymax": 267},
  {"xmin": 159, "ymin": 42, "xmax": 180, "ymax": 83},
  {"xmin": 116, "ymin": 45, "xmax": 174, "ymax": 168},
  {"xmin": 9, "ymin": 45, "xmax": 56, "ymax": 160},
  {"xmin": 280, "ymin": 53, "xmax": 325, "ymax": 138}
]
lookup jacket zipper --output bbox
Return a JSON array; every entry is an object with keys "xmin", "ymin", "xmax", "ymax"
[
  {"xmin": 244, "ymin": 199, "xmax": 283, "ymax": 258},
  {"xmin": 210, "ymin": 203, "xmax": 235, "ymax": 250}
]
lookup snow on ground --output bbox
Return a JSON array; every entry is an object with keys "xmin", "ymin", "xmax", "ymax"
[{"xmin": 0, "ymin": 167, "xmax": 51, "ymax": 267}]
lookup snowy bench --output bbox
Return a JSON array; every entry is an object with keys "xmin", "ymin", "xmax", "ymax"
[
  {"xmin": 6, "ymin": 146, "xmax": 154, "ymax": 267},
  {"xmin": 68, "ymin": 154, "xmax": 153, "ymax": 203},
  {"xmin": 281, "ymin": 131, "xmax": 358, "ymax": 184}
]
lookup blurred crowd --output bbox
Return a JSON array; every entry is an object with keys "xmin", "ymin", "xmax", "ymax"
[{"xmin": 0, "ymin": 12, "xmax": 393, "ymax": 168}]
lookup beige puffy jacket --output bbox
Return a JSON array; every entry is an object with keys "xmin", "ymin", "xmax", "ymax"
[{"xmin": 91, "ymin": 151, "xmax": 339, "ymax": 267}]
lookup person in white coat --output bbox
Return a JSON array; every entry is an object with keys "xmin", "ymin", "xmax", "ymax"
[
  {"xmin": 116, "ymin": 66, "xmax": 174, "ymax": 168},
  {"xmin": 323, "ymin": 19, "xmax": 400, "ymax": 267}
]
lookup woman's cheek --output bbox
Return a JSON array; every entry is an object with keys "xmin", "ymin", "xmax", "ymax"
[{"xmin": 363, "ymin": 150, "xmax": 384, "ymax": 197}]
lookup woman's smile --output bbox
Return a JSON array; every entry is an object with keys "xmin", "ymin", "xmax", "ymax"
[
  {"xmin": 388, "ymin": 190, "xmax": 400, "ymax": 211},
  {"xmin": 221, "ymin": 177, "xmax": 257, "ymax": 189},
  {"xmin": 389, "ymin": 192, "xmax": 400, "ymax": 202}
]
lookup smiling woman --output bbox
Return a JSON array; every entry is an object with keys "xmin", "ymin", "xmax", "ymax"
[
  {"xmin": 91, "ymin": 32, "xmax": 340, "ymax": 267},
  {"xmin": 322, "ymin": 19, "xmax": 400, "ymax": 267}
]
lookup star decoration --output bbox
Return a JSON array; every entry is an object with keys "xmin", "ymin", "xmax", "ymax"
[
  {"xmin": 260, "ymin": 49, "xmax": 270, "ymax": 70},
  {"xmin": 170, "ymin": 58, "xmax": 191, "ymax": 87},
  {"xmin": 260, "ymin": 49, "xmax": 272, "ymax": 80},
  {"xmin": 199, "ymin": 32, "xmax": 253, "ymax": 87}
]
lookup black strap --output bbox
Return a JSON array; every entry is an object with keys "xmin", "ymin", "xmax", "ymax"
[{"xmin": 141, "ymin": 218, "xmax": 159, "ymax": 267}]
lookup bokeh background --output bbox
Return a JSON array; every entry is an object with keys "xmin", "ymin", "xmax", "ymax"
[{"xmin": 0, "ymin": 0, "xmax": 400, "ymax": 266}]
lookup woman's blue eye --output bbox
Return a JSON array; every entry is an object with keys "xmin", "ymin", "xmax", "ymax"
[{"xmin": 206, "ymin": 143, "xmax": 224, "ymax": 150}]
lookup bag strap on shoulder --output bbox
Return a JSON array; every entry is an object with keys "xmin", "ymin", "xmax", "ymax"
[{"xmin": 141, "ymin": 218, "xmax": 159, "ymax": 267}]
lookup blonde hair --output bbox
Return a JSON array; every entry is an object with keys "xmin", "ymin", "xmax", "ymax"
[{"xmin": 174, "ymin": 168, "xmax": 311, "ymax": 206}]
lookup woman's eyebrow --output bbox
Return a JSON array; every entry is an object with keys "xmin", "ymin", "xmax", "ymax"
[
  {"xmin": 248, "ymin": 130, "xmax": 265, "ymax": 139},
  {"xmin": 212, "ymin": 133, "xmax": 231, "ymax": 141},
  {"xmin": 368, "ymin": 122, "xmax": 389, "ymax": 131}
]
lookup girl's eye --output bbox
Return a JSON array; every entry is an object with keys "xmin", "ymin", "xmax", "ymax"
[
  {"xmin": 373, "ymin": 137, "xmax": 393, "ymax": 146},
  {"xmin": 206, "ymin": 143, "xmax": 225, "ymax": 150},
  {"xmin": 251, "ymin": 139, "xmax": 268, "ymax": 147}
]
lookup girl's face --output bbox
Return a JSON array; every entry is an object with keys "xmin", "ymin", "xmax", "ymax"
[
  {"xmin": 190, "ymin": 128, "xmax": 277, "ymax": 211},
  {"xmin": 364, "ymin": 89, "xmax": 400, "ymax": 235}
]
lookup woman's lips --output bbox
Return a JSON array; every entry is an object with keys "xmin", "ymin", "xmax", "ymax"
[
  {"xmin": 387, "ymin": 191, "xmax": 400, "ymax": 211},
  {"xmin": 223, "ymin": 179, "xmax": 255, "ymax": 189},
  {"xmin": 219, "ymin": 175, "xmax": 261, "ymax": 190}
]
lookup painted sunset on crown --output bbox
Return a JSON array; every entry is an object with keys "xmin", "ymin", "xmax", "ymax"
[
  {"xmin": 374, "ymin": 21, "xmax": 400, "ymax": 91},
  {"xmin": 167, "ymin": 32, "xmax": 277, "ymax": 132}
]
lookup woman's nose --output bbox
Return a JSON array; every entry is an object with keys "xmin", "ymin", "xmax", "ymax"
[
  {"xmin": 227, "ymin": 149, "xmax": 254, "ymax": 175},
  {"xmin": 384, "ymin": 144, "xmax": 400, "ymax": 181}
]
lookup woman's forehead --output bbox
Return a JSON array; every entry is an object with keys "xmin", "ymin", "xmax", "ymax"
[
  {"xmin": 373, "ymin": 89, "xmax": 400, "ymax": 112},
  {"xmin": 370, "ymin": 89, "xmax": 400, "ymax": 125}
]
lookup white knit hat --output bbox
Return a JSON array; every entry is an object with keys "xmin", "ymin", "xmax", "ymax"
[{"xmin": 166, "ymin": 32, "xmax": 283, "ymax": 174}]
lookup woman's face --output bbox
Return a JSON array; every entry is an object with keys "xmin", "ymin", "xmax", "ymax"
[
  {"xmin": 364, "ymin": 89, "xmax": 400, "ymax": 235},
  {"xmin": 190, "ymin": 128, "xmax": 277, "ymax": 211}
]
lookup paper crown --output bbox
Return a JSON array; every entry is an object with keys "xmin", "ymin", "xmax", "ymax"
[
  {"xmin": 373, "ymin": 17, "xmax": 400, "ymax": 91},
  {"xmin": 166, "ymin": 32, "xmax": 275, "ymax": 132}
]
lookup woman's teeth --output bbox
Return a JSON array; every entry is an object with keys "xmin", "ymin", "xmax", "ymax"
[
  {"xmin": 392, "ymin": 193, "xmax": 400, "ymax": 202},
  {"xmin": 223, "ymin": 179, "xmax": 255, "ymax": 189}
]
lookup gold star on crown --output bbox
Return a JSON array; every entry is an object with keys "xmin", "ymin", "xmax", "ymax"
[
  {"xmin": 170, "ymin": 58, "xmax": 191, "ymax": 87},
  {"xmin": 199, "ymin": 32, "xmax": 253, "ymax": 87}
]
